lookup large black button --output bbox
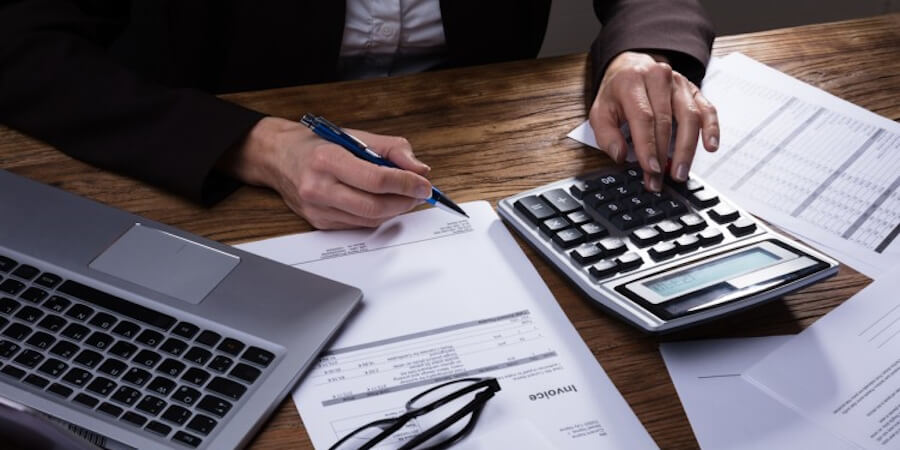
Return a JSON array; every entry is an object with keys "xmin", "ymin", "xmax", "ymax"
[
  {"xmin": 514, "ymin": 196, "xmax": 556, "ymax": 224},
  {"xmin": 552, "ymin": 228, "xmax": 585, "ymax": 248},
  {"xmin": 541, "ymin": 189, "xmax": 581, "ymax": 214},
  {"xmin": 728, "ymin": 218, "xmax": 758, "ymax": 237},
  {"xmin": 589, "ymin": 260, "xmax": 619, "ymax": 280}
]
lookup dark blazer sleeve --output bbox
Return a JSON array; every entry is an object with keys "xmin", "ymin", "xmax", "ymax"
[
  {"xmin": 590, "ymin": 0, "xmax": 715, "ymax": 97},
  {"xmin": 0, "ymin": 0, "xmax": 266, "ymax": 204}
]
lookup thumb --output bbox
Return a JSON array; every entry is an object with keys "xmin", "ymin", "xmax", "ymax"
[{"xmin": 354, "ymin": 131, "xmax": 431, "ymax": 176}]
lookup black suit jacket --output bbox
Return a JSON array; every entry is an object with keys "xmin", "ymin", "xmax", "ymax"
[{"xmin": 0, "ymin": 0, "xmax": 714, "ymax": 204}]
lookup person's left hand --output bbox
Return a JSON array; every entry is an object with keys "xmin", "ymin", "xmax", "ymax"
[{"xmin": 589, "ymin": 51, "xmax": 720, "ymax": 191}]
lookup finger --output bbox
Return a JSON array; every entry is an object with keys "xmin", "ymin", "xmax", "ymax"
[
  {"xmin": 318, "ymin": 146, "xmax": 433, "ymax": 199},
  {"xmin": 644, "ymin": 62, "xmax": 675, "ymax": 174},
  {"xmin": 669, "ymin": 78, "xmax": 702, "ymax": 182},
  {"xmin": 617, "ymin": 79, "xmax": 661, "ymax": 190},
  {"xmin": 691, "ymin": 88, "xmax": 720, "ymax": 152},
  {"xmin": 327, "ymin": 181, "xmax": 423, "ymax": 220},
  {"xmin": 352, "ymin": 131, "xmax": 431, "ymax": 175},
  {"xmin": 300, "ymin": 203, "xmax": 390, "ymax": 230},
  {"xmin": 588, "ymin": 99, "xmax": 628, "ymax": 163}
]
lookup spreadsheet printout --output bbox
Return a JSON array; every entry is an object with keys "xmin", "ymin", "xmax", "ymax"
[
  {"xmin": 237, "ymin": 202, "xmax": 656, "ymax": 450},
  {"xmin": 568, "ymin": 53, "xmax": 899, "ymax": 279}
]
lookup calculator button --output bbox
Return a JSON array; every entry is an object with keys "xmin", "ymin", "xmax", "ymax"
[
  {"xmin": 673, "ymin": 177, "xmax": 704, "ymax": 193},
  {"xmin": 589, "ymin": 260, "xmax": 619, "ymax": 280},
  {"xmin": 540, "ymin": 217, "xmax": 570, "ymax": 235},
  {"xmin": 553, "ymin": 228, "xmax": 585, "ymax": 248},
  {"xmin": 585, "ymin": 190, "xmax": 615, "ymax": 207},
  {"xmin": 623, "ymin": 195, "xmax": 647, "ymax": 210},
  {"xmin": 630, "ymin": 227, "xmax": 661, "ymax": 247},
  {"xmin": 698, "ymin": 228, "xmax": 724, "ymax": 246},
  {"xmin": 636, "ymin": 206, "xmax": 666, "ymax": 224},
  {"xmin": 541, "ymin": 189, "xmax": 581, "ymax": 214},
  {"xmin": 579, "ymin": 222, "xmax": 608, "ymax": 240},
  {"xmin": 688, "ymin": 189, "xmax": 719, "ymax": 209},
  {"xmin": 679, "ymin": 214, "xmax": 707, "ymax": 232},
  {"xmin": 566, "ymin": 210, "xmax": 591, "ymax": 225},
  {"xmin": 649, "ymin": 241, "xmax": 678, "ymax": 261},
  {"xmin": 675, "ymin": 235, "xmax": 701, "ymax": 254},
  {"xmin": 515, "ymin": 196, "xmax": 557, "ymax": 224},
  {"xmin": 611, "ymin": 212, "xmax": 642, "ymax": 230},
  {"xmin": 709, "ymin": 203, "xmax": 740, "ymax": 224},
  {"xmin": 640, "ymin": 191, "xmax": 667, "ymax": 205},
  {"xmin": 655, "ymin": 220, "xmax": 685, "ymax": 239},
  {"xmin": 728, "ymin": 218, "xmax": 757, "ymax": 237},
  {"xmin": 660, "ymin": 199, "xmax": 689, "ymax": 218},
  {"xmin": 571, "ymin": 245, "xmax": 604, "ymax": 265},
  {"xmin": 624, "ymin": 166, "xmax": 642, "ymax": 180},
  {"xmin": 597, "ymin": 237, "xmax": 627, "ymax": 257},
  {"xmin": 617, "ymin": 253, "xmax": 643, "ymax": 272},
  {"xmin": 609, "ymin": 184, "xmax": 636, "ymax": 199},
  {"xmin": 593, "ymin": 202, "xmax": 624, "ymax": 219}
]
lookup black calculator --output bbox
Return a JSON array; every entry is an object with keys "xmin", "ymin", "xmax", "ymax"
[{"xmin": 497, "ymin": 166, "xmax": 839, "ymax": 333}]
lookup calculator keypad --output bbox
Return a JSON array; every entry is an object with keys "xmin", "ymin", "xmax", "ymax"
[{"xmin": 512, "ymin": 166, "xmax": 761, "ymax": 282}]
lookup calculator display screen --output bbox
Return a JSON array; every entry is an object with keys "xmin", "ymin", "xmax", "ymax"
[{"xmin": 645, "ymin": 248, "xmax": 781, "ymax": 298}]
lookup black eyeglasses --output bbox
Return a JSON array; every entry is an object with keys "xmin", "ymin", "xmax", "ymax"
[{"xmin": 329, "ymin": 377, "xmax": 501, "ymax": 450}]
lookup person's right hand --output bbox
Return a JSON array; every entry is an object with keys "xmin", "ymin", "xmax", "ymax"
[{"xmin": 220, "ymin": 117, "xmax": 433, "ymax": 229}]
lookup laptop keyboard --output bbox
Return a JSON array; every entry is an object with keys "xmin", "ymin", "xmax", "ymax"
[{"xmin": 0, "ymin": 254, "xmax": 277, "ymax": 448}]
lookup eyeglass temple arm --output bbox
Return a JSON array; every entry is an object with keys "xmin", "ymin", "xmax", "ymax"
[{"xmin": 399, "ymin": 390, "xmax": 497, "ymax": 450}]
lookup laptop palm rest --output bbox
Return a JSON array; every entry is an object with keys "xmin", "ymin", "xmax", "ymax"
[{"xmin": 89, "ymin": 223, "xmax": 240, "ymax": 304}]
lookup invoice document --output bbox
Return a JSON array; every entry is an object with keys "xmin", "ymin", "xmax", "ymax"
[
  {"xmin": 568, "ymin": 53, "xmax": 900, "ymax": 279},
  {"xmin": 745, "ymin": 271, "xmax": 900, "ymax": 448},
  {"xmin": 660, "ymin": 336, "xmax": 852, "ymax": 449},
  {"xmin": 238, "ymin": 201, "xmax": 656, "ymax": 449}
]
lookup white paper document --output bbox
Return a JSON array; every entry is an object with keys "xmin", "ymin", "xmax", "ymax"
[
  {"xmin": 661, "ymin": 336, "xmax": 853, "ymax": 450},
  {"xmin": 238, "ymin": 202, "xmax": 656, "ymax": 449},
  {"xmin": 567, "ymin": 53, "xmax": 900, "ymax": 279},
  {"xmin": 744, "ymin": 271, "xmax": 900, "ymax": 449}
]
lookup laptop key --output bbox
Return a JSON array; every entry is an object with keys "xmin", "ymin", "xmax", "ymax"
[
  {"xmin": 43, "ymin": 296, "xmax": 71, "ymax": 313},
  {"xmin": 145, "ymin": 420, "xmax": 172, "ymax": 437},
  {"xmin": 133, "ymin": 349, "xmax": 161, "ymax": 368},
  {"xmin": 112, "ymin": 386, "xmax": 141, "ymax": 406},
  {"xmin": 111, "ymin": 320, "xmax": 140, "ymax": 339},
  {"xmin": 242, "ymin": 347, "xmax": 275, "ymax": 367},
  {"xmin": 187, "ymin": 414, "xmax": 217, "ymax": 435},
  {"xmin": 24, "ymin": 373, "xmax": 50, "ymax": 388},
  {"xmin": 172, "ymin": 431, "xmax": 202, "ymax": 448},
  {"xmin": 48, "ymin": 383, "xmax": 74, "ymax": 398},
  {"xmin": 148, "ymin": 376, "xmax": 176, "ymax": 396},
  {"xmin": 184, "ymin": 347, "xmax": 212, "ymax": 365},
  {"xmin": 73, "ymin": 349, "xmax": 103, "ymax": 369},
  {"xmin": 108, "ymin": 341, "xmax": 138, "ymax": 359},
  {"xmin": 19, "ymin": 288, "xmax": 48, "ymax": 304},
  {"xmin": 197, "ymin": 395, "xmax": 232, "ymax": 417},
  {"xmin": 172, "ymin": 386, "xmax": 201, "ymax": 406},
  {"xmin": 14, "ymin": 349, "xmax": 44, "ymax": 368},
  {"xmin": 85, "ymin": 331, "xmax": 114, "ymax": 351},
  {"xmin": 162, "ymin": 404, "xmax": 192, "ymax": 425},
  {"xmin": 121, "ymin": 411, "xmax": 148, "ymax": 428},
  {"xmin": 158, "ymin": 358, "xmax": 186, "ymax": 377},
  {"xmin": 49, "ymin": 340, "xmax": 78, "ymax": 359},
  {"xmin": 182, "ymin": 367, "xmax": 210, "ymax": 386},
  {"xmin": 26, "ymin": 331, "xmax": 55, "ymax": 350},
  {"xmin": 62, "ymin": 367, "xmax": 92, "ymax": 387},
  {"xmin": 0, "ymin": 279, "xmax": 25, "ymax": 295},
  {"xmin": 0, "ymin": 297, "xmax": 19, "ymax": 314},
  {"xmin": 160, "ymin": 338, "xmax": 188, "ymax": 356},
  {"xmin": 98, "ymin": 402, "xmax": 123, "ymax": 418},
  {"xmin": 230, "ymin": 363, "xmax": 261, "ymax": 384},
  {"xmin": 37, "ymin": 315, "xmax": 66, "ymax": 332},
  {"xmin": 86, "ymin": 377, "xmax": 118, "ymax": 397},
  {"xmin": 60, "ymin": 323, "xmax": 89, "ymax": 341},
  {"xmin": 172, "ymin": 322, "xmax": 200, "ymax": 339},
  {"xmin": 208, "ymin": 355, "xmax": 233, "ymax": 373},
  {"xmin": 88, "ymin": 312, "xmax": 117, "ymax": 330},
  {"xmin": 65, "ymin": 304, "xmax": 94, "ymax": 321},
  {"xmin": 38, "ymin": 358, "xmax": 68, "ymax": 377},
  {"xmin": 207, "ymin": 376, "xmax": 247, "ymax": 400},
  {"xmin": 11, "ymin": 265, "xmax": 39, "ymax": 280},
  {"xmin": 137, "ymin": 395, "xmax": 168, "ymax": 416},
  {"xmin": 0, "ymin": 340, "xmax": 21, "ymax": 358},
  {"xmin": 57, "ymin": 280, "xmax": 176, "ymax": 330},
  {"xmin": 34, "ymin": 273, "xmax": 62, "ymax": 289},
  {"xmin": 73, "ymin": 393, "xmax": 100, "ymax": 408},
  {"xmin": 0, "ymin": 256, "xmax": 16, "ymax": 272},
  {"xmin": 3, "ymin": 322, "xmax": 32, "ymax": 340},
  {"xmin": 0, "ymin": 364, "xmax": 25, "ymax": 379},
  {"xmin": 195, "ymin": 330, "xmax": 221, "ymax": 347},
  {"xmin": 122, "ymin": 367, "xmax": 151, "ymax": 386},
  {"xmin": 136, "ymin": 329, "xmax": 164, "ymax": 348},
  {"xmin": 98, "ymin": 359, "xmax": 128, "ymax": 378}
]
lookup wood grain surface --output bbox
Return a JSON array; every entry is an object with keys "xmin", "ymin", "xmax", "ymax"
[{"xmin": 1, "ymin": 13, "xmax": 897, "ymax": 449}]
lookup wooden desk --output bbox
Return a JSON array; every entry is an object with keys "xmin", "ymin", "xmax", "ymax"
[{"xmin": 1, "ymin": 13, "xmax": 897, "ymax": 449}]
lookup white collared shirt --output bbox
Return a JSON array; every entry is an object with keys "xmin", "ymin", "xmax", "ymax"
[{"xmin": 339, "ymin": 0, "xmax": 447, "ymax": 80}]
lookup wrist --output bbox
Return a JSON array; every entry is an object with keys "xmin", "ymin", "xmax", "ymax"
[{"xmin": 219, "ymin": 116, "xmax": 301, "ymax": 187}]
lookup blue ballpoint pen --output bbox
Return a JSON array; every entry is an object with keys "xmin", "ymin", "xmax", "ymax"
[{"xmin": 299, "ymin": 114, "xmax": 468, "ymax": 218}]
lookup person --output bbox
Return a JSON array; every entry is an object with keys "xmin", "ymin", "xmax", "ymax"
[{"xmin": 0, "ymin": 1, "xmax": 718, "ymax": 229}]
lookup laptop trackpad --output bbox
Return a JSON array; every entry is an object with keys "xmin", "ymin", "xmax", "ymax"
[{"xmin": 89, "ymin": 224, "xmax": 240, "ymax": 305}]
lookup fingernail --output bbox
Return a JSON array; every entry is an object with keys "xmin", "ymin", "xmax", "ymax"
[
  {"xmin": 675, "ymin": 163, "xmax": 689, "ymax": 182},
  {"xmin": 416, "ymin": 185, "xmax": 432, "ymax": 199},
  {"xmin": 649, "ymin": 157, "xmax": 662, "ymax": 174},
  {"xmin": 610, "ymin": 142, "xmax": 622, "ymax": 161},
  {"xmin": 650, "ymin": 176, "xmax": 662, "ymax": 192},
  {"xmin": 709, "ymin": 136, "xmax": 719, "ymax": 149}
]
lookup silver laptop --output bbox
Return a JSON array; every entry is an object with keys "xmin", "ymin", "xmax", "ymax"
[{"xmin": 0, "ymin": 170, "xmax": 361, "ymax": 449}]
